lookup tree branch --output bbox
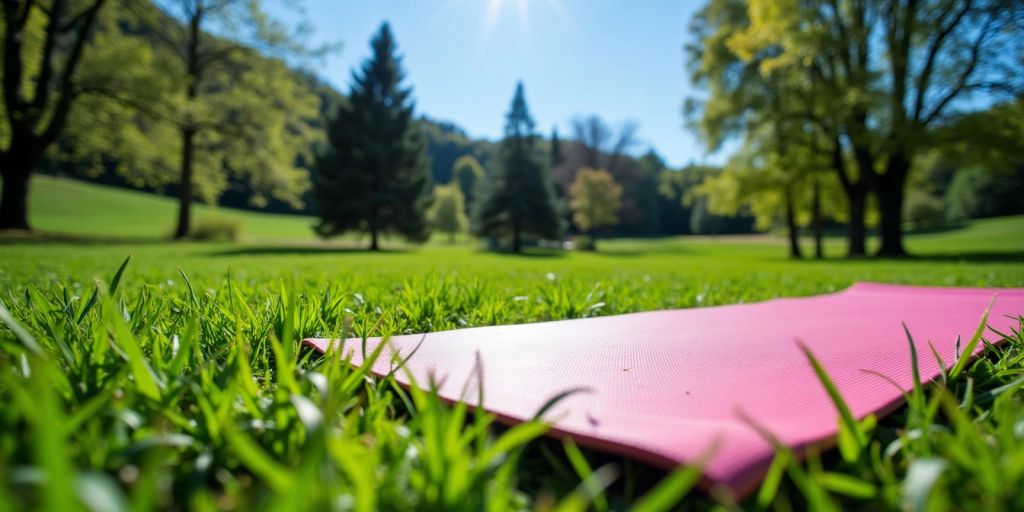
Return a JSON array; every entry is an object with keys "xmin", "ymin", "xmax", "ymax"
[
  {"xmin": 30, "ymin": 0, "xmax": 67, "ymax": 116},
  {"xmin": 912, "ymin": 0, "xmax": 972, "ymax": 122},
  {"xmin": 40, "ymin": 0, "xmax": 107, "ymax": 147},
  {"xmin": 921, "ymin": 12, "xmax": 995, "ymax": 126}
]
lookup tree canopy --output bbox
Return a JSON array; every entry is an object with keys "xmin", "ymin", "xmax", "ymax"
[
  {"xmin": 569, "ymin": 168, "xmax": 623, "ymax": 235},
  {"xmin": 1, "ymin": 0, "xmax": 107, "ymax": 229},
  {"xmin": 428, "ymin": 183, "xmax": 469, "ymax": 243},
  {"xmin": 688, "ymin": 0, "xmax": 1024, "ymax": 256}
]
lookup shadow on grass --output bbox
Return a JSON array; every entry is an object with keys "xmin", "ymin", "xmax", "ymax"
[
  {"xmin": 583, "ymin": 249, "xmax": 647, "ymax": 257},
  {"xmin": 898, "ymin": 251, "xmax": 1024, "ymax": 264},
  {"xmin": 903, "ymin": 223, "xmax": 970, "ymax": 236},
  {"xmin": 0, "ymin": 230, "xmax": 167, "ymax": 246},
  {"xmin": 819, "ymin": 222, "xmax": 970, "ymax": 239},
  {"xmin": 208, "ymin": 245, "xmax": 412, "ymax": 257},
  {"xmin": 486, "ymin": 248, "xmax": 567, "ymax": 259}
]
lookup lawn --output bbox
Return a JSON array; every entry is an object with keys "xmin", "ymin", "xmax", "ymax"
[
  {"xmin": 24, "ymin": 175, "xmax": 317, "ymax": 241},
  {"xmin": 1, "ymin": 182, "xmax": 1024, "ymax": 510}
]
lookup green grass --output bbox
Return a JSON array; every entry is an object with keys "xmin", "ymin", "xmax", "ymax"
[
  {"xmin": 24, "ymin": 175, "xmax": 317, "ymax": 241},
  {"xmin": 2, "ymin": 178, "xmax": 1024, "ymax": 510}
]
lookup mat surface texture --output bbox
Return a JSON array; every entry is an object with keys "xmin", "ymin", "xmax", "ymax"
[{"xmin": 303, "ymin": 283, "xmax": 1024, "ymax": 496}]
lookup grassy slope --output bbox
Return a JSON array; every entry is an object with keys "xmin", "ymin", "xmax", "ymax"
[
  {"xmin": 26, "ymin": 175, "xmax": 316, "ymax": 241},
  {"xmin": 1, "ymin": 179, "xmax": 1024, "ymax": 510}
]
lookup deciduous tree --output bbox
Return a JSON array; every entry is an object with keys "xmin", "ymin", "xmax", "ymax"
[
  {"xmin": 727, "ymin": 0, "xmax": 1024, "ymax": 256},
  {"xmin": 568, "ymin": 167, "xmax": 622, "ymax": 244},
  {"xmin": 428, "ymin": 183, "xmax": 468, "ymax": 243},
  {"xmin": 453, "ymin": 154, "xmax": 484, "ymax": 214},
  {"xmin": 1, "ymin": 0, "xmax": 107, "ymax": 230},
  {"xmin": 127, "ymin": 0, "xmax": 325, "ymax": 238}
]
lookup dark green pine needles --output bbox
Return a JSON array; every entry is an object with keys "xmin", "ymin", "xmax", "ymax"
[
  {"xmin": 312, "ymin": 23, "xmax": 432, "ymax": 250},
  {"xmin": 473, "ymin": 82, "xmax": 564, "ymax": 252}
]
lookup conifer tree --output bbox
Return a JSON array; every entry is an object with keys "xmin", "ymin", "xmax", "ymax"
[
  {"xmin": 550, "ymin": 127, "xmax": 564, "ymax": 167},
  {"xmin": 473, "ymin": 82, "xmax": 563, "ymax": 253},
  {"xmin": 312, "ymin": 23, "xmax": 431, "ymax": 250}
]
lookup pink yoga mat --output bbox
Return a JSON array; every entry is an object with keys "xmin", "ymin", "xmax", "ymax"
[{"xmin": 304, "ymin": 283, "xmax": 1024, "ymax": 496}]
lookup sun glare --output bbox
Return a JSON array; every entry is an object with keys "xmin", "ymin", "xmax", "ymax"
[{"xmin": 481, "ymin": 0, "xmax": 569, "ymax": 41}]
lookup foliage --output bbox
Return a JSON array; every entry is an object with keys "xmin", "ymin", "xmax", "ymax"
[
  {"xmin": 568, "ymin": 168, "xmax": 622, "ymax": 234},
  {"xmin": 473, "ymin": 82, "xmax": 564, "ymax": 252},
  {"xmin": 696, "ymin": 0, "xmax": 1024, "ymax": 256},
  {"xmin": 56, "ymin": 4, "xmax": 321, "ymax": 209},
  {"xmin": 903, "ymin": 190, "xmax": 946, "ymax": 230},
  {"xmin": 312, "ymin": 23, "xmax": 432, "ymax": 249},
  {"xmin": 190, "ymin": 216, "xmax": 243, "ymax": 242},
  {"xmin": 945, "ymin": 165, "xmax": 1024, "ymax": 222},
  {"xmin": 82, "ymin": 0, "xmax": 325, "ymax": 238},
  {"xmin": 0, "ymin": 0, "xmax": 107, "ymax": 229},
  {"xmin": 453, "ymin": 154, "xmax": 485, "ymax": 213},
  {"xmin": 428, "ymin": 183, "xmax": 469, "ymax": 243},
  {"xmin": 554, "ymin": 115, "xmax": 661, "ymax": 236},
  {"xmin": 419, "ymin": 117, "xmax": 497, "ymax": 185}
]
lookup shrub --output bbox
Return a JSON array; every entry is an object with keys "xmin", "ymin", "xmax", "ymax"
[
  {"xmin": 574, "ymin": 235, "xmax": 596, "ymax": 251},
  {"xmin": 191, "ymin": 217, "xmax": 242, "ymax": 242},
  {"xmin": 903, "ymin": 191, "xmax": 945, "ymax": 229}
]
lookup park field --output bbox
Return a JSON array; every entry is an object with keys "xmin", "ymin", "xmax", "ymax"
[{"xmin": 1, "ymin": 178, "xmax": 1024, "ymax": 510}]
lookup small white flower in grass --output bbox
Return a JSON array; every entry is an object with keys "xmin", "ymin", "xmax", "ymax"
[
  {"xmin": 170, "ymin": 335, "xmax": 180, "ymax": 357},
  {"xmin": 513, "ymin": 295, "xmax": 529, "ymax": 301},
  {"xmin": 546, "ymin": 272, "xmax": 557, "ymax": 281}
]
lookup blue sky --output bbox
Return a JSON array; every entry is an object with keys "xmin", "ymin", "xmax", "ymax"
[{"xmin": 272, "ymin": 0, "xmax": 726, "ymax": 168}]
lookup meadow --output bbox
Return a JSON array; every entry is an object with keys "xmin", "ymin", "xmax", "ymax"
[{"xmin": 2, "ymin": 178, "xmax": 1024, "ymax": 510}]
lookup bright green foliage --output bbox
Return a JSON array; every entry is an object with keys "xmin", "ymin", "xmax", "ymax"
[
  {"xmin": 695, "ymin": 132, "xmax": 846, "ymax": 232},
  {"xmin": 697, "ymin": 0, "xmax": 1024, "ymax": 256},
  {"xmin": 473, "ymin": 82, "xmax": 564, "ymax": 252},
  {"xmin": 903, "ymin": 190, "xmax": 945, "ymax": 229},
  {"xmin": 0, "ymin": 0, "xmax": 107, "ymax": 229},
  {"xmin": 58, "ymin": 7, "xmax": 321, "ymax": 206},
  {"xmin": 453, "ymin": 154, "xmax": 485, "ymax": 213},
  {"xmin": 59, "ymin": 0, "xmax": 324, "ymax": 238},
  {"xmin": 428, "ymin": 183, "xmax": 469, "ymax": 243},
  {"xmin": 312, "ymin": 23, "xmax": 432, "ymax": 249},
  {"xmin": 568, "ymin": 168, "xmax": 622, "ymax": 234}
]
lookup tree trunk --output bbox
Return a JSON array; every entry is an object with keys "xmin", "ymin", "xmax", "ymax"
[
  {"xmin": 875, "ymin": 158, "xmax": 909, "ymax": 257},
  {"xmin": 175, "ymin": 7, "xmax": 202, "ymax": 240},
  {"xmin": 829, "ymin": 134, "xmax": 867, "ymax": 258},
  {"xmin": 370, "ymin": 226, "xmax": 379, "ymax": 251},
  {"xmin": 174, "ymin": 128, "xmax": 196, "ymax": 239},
  {"xmin": 0, "ymin": 166, "xmax": 32, "ymax": 231},
  {"xmin": 846, "ymin": 188, "xmax": 867, "ymax": 258},
  {"xmin": 784, "ymin": 188, "xmax": 803, "ymax": 259},
  {"xmin": 812, "ymin": 180, "xmax": 823, "ymax": 259}
]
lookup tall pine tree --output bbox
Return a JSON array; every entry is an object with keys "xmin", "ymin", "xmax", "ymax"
[
  {"xmin": 312, "ymin": 23, "xmax": 431, "ymax": 250},
  {"xmin": 550, "ymin": 127, "xmax": 564, "ymax": 167},
  {"xmin": 473, "ymin": 82, "xmax": 563, "ymax": 253}
]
